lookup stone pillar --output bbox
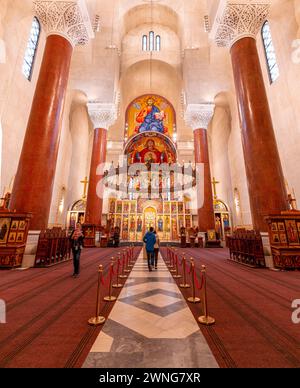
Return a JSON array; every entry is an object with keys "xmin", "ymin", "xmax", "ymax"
[
  {"xmin": 185, "ymin": 104, "xmax": 215, "ymax": 232},
  {"xmin": 9, "ymin": 0, "xmax": 93, "ymax": 231},
  {"xmin": 211, "ymin": 0, "xmax": 288, "ymax": 232},
  {"xmin": 85, "ymin": 103, "xmax": 116, "ymax": 225}
]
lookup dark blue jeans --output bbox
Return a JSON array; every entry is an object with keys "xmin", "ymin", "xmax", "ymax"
[
  {"xmin": 147, "ymin": 251, "xmax": 155, "ymax": 270},
  {"xmin": 72, "ymin": 249, "xmax": 81, "ymax": 275}
]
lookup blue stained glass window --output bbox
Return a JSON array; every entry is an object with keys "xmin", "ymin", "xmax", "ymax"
[
  {"xmin": 22, "ymin": 17, "xmax": 40, "ymax": 81},
  {"xmin": 262, "ymin": 21, "xmax": 279, "ymax": 84}
]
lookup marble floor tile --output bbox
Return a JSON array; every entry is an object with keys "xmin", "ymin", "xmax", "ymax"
[
  {"xmin": 140, "ymin": 293, "xmax": 181, "ymax": 308},
  {"xmin": 83, "ymin": 251, "xmax": 219, "ymax": 368}
]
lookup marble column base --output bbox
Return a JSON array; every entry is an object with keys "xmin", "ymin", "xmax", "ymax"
[{"xmin": 22, "ymin": 230, "xmax": 40, "ymax": 268}]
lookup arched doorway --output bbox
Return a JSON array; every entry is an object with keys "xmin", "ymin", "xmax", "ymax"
[
  {"xmin": 67, "ymin": 199, "xmax": 86, "ymax": 230},
  {"xmin": 214, "ymin": 199, "xmax": 232, "ymax": 240}
]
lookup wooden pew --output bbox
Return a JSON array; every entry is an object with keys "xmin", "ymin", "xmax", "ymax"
[
  {"xmin": 227, "ymin": 230, "xmax": 265, "ymax": 268},
  {"xmin": 35, "ymin": 228, "xmax": 71, "ymax": 267}
]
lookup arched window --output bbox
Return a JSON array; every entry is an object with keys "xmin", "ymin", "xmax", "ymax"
[
  {"xmin": 149, "ymin": 31, "xmax": 154, "ymax": 51},
  {"xmin": 142, "ymin": 35, "xmax": 148, "ymax": 51},
  {"xmin": 261, "ymin": 21, "xmax": 279, "ymax": 84},
  {"xmin": 142, "ymin": 31, "xmax": 161, "ymax": 52},
  {"xmin": 22, "ymin": 17, "xmax": 40, "ymax": 81},
  {"xmin": 156, "ymin": 35, "xmax": 161, "ymax": 51}
]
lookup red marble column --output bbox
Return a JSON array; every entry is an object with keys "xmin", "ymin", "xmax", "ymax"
[
  {"xmin": 85, "ymin": 128, "xmax": 107, "ymax": 225},
  {"xmin": 194, "ymin": 128, "xmax": 215, "ymax": 231},
  {"xmin": 9, "ymin": 35, "xmax": 73, "ymax": 230},
  {"xmin": 231, "ymin": 37, "xmax": 288, "ymax": 231}
]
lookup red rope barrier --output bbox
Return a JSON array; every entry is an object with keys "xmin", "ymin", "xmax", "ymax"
[
  {"xmin": 194, "ymin": 271, "xmax": 204, "ymax": 290},
  {"xmin": 179, "ymin": 256, "xmax": 185, "ymax": 266},
  {"xmin": 101, "ymin": 265, "xmax": 114, "ymax": 287}
]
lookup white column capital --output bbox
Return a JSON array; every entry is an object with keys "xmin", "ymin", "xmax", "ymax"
[
  {"xmin": 210, "ymin": 0, "xmax": 270, "ymax": 48},
  {"xmin": 87, "ymin": 102, "xmax": 117, "ymax": 130},
  {"xmin": 33, "ymin": 0, "xmax": 94, "ymax": 48},
  {"xmin": 185, "ymin": 103, "xmax": 215, "ymax": 130}
]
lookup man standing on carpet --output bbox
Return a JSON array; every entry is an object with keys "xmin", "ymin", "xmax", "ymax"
[
  {"xmin": 143, "ymin": 227, "xmax": 156, "ymax": 272},
  {"xmin": 70, "ymin": 223, "xmax": 85, "ymax": 278}
]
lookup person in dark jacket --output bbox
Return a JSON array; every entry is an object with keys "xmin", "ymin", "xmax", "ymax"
[
  {"xmin": 113, "ymin": 226, "xmax": 120, "ymax": 248},
  {"xmin": 70, "ymin": 223, "xmax": 84, "ymax": 278},
  {"xmin": 143, "ymin": 227, "xmax": 156, "ymax": 271}
]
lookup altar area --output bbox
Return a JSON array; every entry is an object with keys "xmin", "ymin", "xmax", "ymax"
[
  {"xmin": 107, "ymin": 198, "xmax": 192, "ymax": 242},
  {"xmin": 67, "ymin": 94, "xmax": 232, "ymax": 243}
]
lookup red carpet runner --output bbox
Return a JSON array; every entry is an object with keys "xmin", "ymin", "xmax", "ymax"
[
  {"xmin": 0, "ymin": 247, "xmax": 141, "ymax": 368},
  {"xmin": 160, "ymin": 247, "xmax": 300, "ymax": 368}
]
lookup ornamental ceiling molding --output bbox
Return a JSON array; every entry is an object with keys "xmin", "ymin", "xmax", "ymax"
[
  {"xmin": 184, "ymin": 104, "xmax": 215, "ymax": 130},
  {"xmin": 210, "ymin": 0, "xmax": 270, "ymax": 48},
  {"xmin": 87, "ymin": 102, "xmax": 117, "ymax": 129},
  {"xmin": 33, "ymin": 0, "xmax": 94, "ymax": 47}
]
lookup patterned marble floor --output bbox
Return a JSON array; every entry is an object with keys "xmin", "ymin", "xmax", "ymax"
[{"xmin": 82, "ymin": 251, "xmax": 219, "ymax": 368}]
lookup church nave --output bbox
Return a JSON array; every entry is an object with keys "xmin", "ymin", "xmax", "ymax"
[{"xmin": 0, "ymin": 247, "xmax": 299, "ymax": 369}]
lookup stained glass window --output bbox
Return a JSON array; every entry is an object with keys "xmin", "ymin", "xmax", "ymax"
[
  {"xmin": 22, "ymin": 17, "xmax": 40, "ymax": 81},
  {"xmin": 142, "ymin": 31, "xmax": 161, "ymax": 52},
  {"xmin": 156, "ymin": 35, "xmax": 161, "ymax": 51},
  {"xmin": 262, "ymin": 21, "xmax": 279, "ymax": 84},
  {"xmin": 142, "ymin": 35, "xmax": 147, "ymax": 51},
  {"xmin": 149, "ymin": 31, "xmax": 154, "ymax": 51}
]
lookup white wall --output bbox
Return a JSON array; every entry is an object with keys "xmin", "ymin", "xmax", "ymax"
[{"xmin": 0, "ymin": 0, "xmax": 44, "ymax": 196}]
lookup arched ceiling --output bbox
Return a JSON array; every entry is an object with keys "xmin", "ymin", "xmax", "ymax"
[
  {"xmin": 121, "ymin": 3, "xmax": 180, "ymax": 38},
  {"xmin": 70, "ymin": 0, "xmax": 232, "ymax": 111}
]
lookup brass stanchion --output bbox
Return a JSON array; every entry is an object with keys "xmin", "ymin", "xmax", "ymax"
[
  {"xmin": 124, "ymin": 250, "xmax": 131, "ymax": 273},
  {"xmin": 173, "ymin": 253, "xmax": 182, "ymax": 279},
  {"xmin": 104, "ymin": 259, "xmax": 117, "ymax": 302},
  {"xmin": 187, "ymin": 258, "xmax": 200, "ymax": 303},
  {"xmin": 127, "ymin": 249, "xmax": 133, "ymax": 268},
  {"xmin": 112, "ymin": 256, "xmax": 123, "ymax": 288},
  {"xmin": 179, "ymin": 254, "xmax": 190, "ymax": 288},
  {"xmin": 198, "ymin": 265, "xmax": 215, "ymax": 325},
  {"xmin": 119, "ymin": 252, "xmax": 128, "ymax": 279},
  {"xmin": 88, "ymin": 265, "xmax": 106, "ymax": 325},
  {"xmin": 170, "ymin": 250, "xmax": 176, "ymax": 273}
]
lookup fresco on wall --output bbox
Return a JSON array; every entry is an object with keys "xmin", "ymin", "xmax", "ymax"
[
  {"xmin": 126, "ymin": 95, "xmax": 175, "ymax": 139},
  {"xmin": 126, "ymin": 133, "xmax": 176, "ymax": 165}
]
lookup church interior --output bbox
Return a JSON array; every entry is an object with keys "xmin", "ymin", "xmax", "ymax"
[{"xmin": 0, "ymin": 0, "xmax": 300, "ymax": 369}]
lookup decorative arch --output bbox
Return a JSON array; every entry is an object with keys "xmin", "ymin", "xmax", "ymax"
[
  {"xmin": 125, "ymin": 94, "xmax": 176, "ymax": 140},
  {"xmin": 70, "ymin": 199, "xmax": 86, "ymax": 211},
  {"xmin": 124, "ymin": 132, "xmax": 177, "ymax": 165}
]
